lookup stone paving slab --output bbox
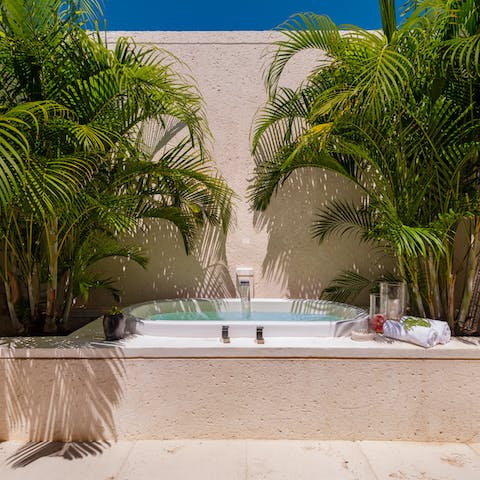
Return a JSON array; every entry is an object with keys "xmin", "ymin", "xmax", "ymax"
[
  {"xmin": 0, "ymin": 441, "xmax": 134, "ymax": 480},
  {"xmin": 117, "ymin": 440, "xmax": 247, "ymax": 480},
  {"xmin": 1, "ymin": 440, "xmax": 480, "ymax": 479},
  {"xmin": 360, "ymin": 441, "xmax": 480, "ymax": 480},
  {"xmin": 469, "ymin": 443, "xmax": 480, "ymax": 455},
  {"xmin": 245, "ymin": 440, "xmax": 376, "ymax": 479}
]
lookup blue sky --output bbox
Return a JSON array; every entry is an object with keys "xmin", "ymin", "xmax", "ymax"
[{"xmin": 101, "ymin": 0, "xmax": 385, "ymax": 31}]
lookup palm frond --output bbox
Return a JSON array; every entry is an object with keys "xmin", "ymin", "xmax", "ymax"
[
  {"xmin": 0, "ymin": 115, "xmax": 28, "ymax": 207},
  {"xmin": 252, "ymin": 86, "xmax": 312, "ymax": 153},
  {"xmin": 321, "ymin": 270, "xmax": 373, "ymax": 303},
  {"xmin": 77, "ymin": 276, "xmax": 121, "ymax": 303},
  {"xmin": 19, "ymin": 154, "xmax": 96, "ymax": 215},
  {"xmin": 312, "ymin": 199, "xmax": 375, "ymax": 243},
  {"xmin": 370, "ymin": 206, "xmax": 445, "ymax": 258},
  {"xmin": 379, "ymin": 0, "xmax": 398, "ymax": 43},
  {"xmin": 138, "ymin": 204, "xmax": 198, "ymax": 253},
  {"xmin": 0, "ymin": 101, "xmax": 73, "ymax": 209},
  {"xmin": 443, "ymin": 34, "xmax": 480, "ymax": 76},
  {"xmin": 265, "ymin": 13, "xmax": 342, "ymax": 96},
  {"xmin": 78, "ymin": 234, "xmax": 148, "ymax": 269},
  {"xmin": 343, "ymin": 28, "xmax": 415, "ymax": 119}
]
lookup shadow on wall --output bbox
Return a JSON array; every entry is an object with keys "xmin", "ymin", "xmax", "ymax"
[
  {"xmin": 92, "ymin": 222, "xmax": 236, "ymax": 306},
  {"xmin": 253, "ymin": 168, "xmax": 392, "ymax": 303},
  {"xmin": 0, "ymin": 349, "xmax": 125, "ymax": 466}
]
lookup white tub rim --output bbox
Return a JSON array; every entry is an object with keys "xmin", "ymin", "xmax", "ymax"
[
  {"xmin": 123, "ymin": 297, "xmax": 367, "ymax": 321},
  {"xmin": 122, "ymin": 298, "xmax": 368, "ymax": 338}
]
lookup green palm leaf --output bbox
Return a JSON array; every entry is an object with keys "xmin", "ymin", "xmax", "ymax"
[
  {"xmin": 0, "ymin": 0, "xmax": 232, "ymax": 332},
  {"xmin": 312, "ymin": 199, "xmax": 375, "ymax": 243},
  {"xmin": 443, "ymin": 34, "xmax": 480, "ymax": 76},
  {"xmin": 266, "ymin": 13, "xmax": 342, "ymax": 96},
  {"xmin": 379, "ymin": 0, "xmax": 397, "ymax": 43},
  {"xmin": 321, "ymin": 270, "xmax": 373, "ymax": 303}
]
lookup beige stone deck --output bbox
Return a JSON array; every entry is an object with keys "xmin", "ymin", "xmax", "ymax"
[{"xmin": 1, "ymin": 440, "xmax": 480, "ymax": 479}]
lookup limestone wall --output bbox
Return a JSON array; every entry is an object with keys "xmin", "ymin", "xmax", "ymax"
[
  {"xmin": 93, "ymin": 32, "xmax": 389, "ymax": 306},
  {"xmin": 1, "ymin": 351, "xmax": 478, "ymax": 442}
]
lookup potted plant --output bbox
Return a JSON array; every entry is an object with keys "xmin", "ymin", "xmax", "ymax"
[{"xmin": 103, "ymin": 306, "xmax": 126, "ymax": 341}]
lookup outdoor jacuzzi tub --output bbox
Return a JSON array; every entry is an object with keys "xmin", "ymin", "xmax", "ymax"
[{"xmin": 124, "ymin": 298, "xmax": 367, "ymax": 338}]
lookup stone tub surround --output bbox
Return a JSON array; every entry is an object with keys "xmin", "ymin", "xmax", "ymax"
[
  {"xmin": 1, "ymin": 329, "xmax": 480, "ymax": 443},
  {"xmin": 1, "ymin": 335, "xmax": 480, "ymax": 359},
  {"xmin": 0, "ymin": 318, "xmax": 479, "ymax": 359}
]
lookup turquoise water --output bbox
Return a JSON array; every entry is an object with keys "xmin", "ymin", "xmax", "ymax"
[{"xmin": 149, "ymin": 311, "xmax": 340, "ymax": 322}]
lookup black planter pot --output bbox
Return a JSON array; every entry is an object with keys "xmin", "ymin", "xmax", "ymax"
[{"xmin": 103, "ymin": 313, "xmax": 126, "ymax": 341}]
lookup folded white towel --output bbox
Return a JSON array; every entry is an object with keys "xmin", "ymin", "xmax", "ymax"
[{"xmin": 383, "ymin": 316, "xmax": 451, "ymax": 348}]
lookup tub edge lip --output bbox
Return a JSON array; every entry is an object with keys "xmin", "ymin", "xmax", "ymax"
[{"xmin": 1, "ymin": 337, "xmax": 478, "ymax": 360}]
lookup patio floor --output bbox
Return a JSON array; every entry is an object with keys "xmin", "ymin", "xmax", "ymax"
[{"xmin": 0, "ymin": 440, "xmax": 479, "ymax": 479}]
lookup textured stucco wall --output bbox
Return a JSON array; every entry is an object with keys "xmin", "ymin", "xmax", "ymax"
[
  {"xmin": 92, "ymin": 32, "xmax": 389, "ymax": 306},
  {"xmin": 1, "ymin": 355, "xmax": 479, "ymax": 442}
]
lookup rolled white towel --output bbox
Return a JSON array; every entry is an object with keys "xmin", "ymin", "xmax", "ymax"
[
  {"xmin": 383, "ymin": 316, "xmax": 451, "ymax": 348},
  {"xmin": 425, "ymin": 318, "xmax": 451, "ymax": 344}
]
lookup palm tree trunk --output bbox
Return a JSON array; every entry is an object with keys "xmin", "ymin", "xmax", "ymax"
[
  {"xmin": 457, "ymin": 218, "xmax": 480, "ymax": 332},
  {"xmin": 61, "ymin": 289, "xmax": 74, "ymax": 330},
  {"xmin": 4, "ymin": 277, "xmax": 23, "ymax": 333},
  {"xmin": 26, "ymin": 270, "xmax": 36, "ymax": 319},
  {"xmin": 45, "ymin": 217, "xmax": 59, "ymax": 333},
  {"xmin": 466, "ymin": 266, "xmax": 480, "ymax": 334},
  {"xmin": 427, "ymin": 256, "xmax": 443, "ymax": 320},
  {"xmin": 422, "ymin": 257, "xmax": 436, "ymax": 318},
  {"xmin": 411, "ymin": 279, "xmax": 426, "ymax": 318},
  {"xmin": 442, "ymin": 241, "xmax": 456, "ymax": 329},
  {"xmin": 446, "ymin": 272, "xmax": 456, "ymax": 330},
  {"xmin": 60, "ymin": 270, "xmax": 74, "ymax": 330},
  {"xmin": 2, "ymin": 229, "xmax": 22, "ymax": 332},
  {"xmin": 403, "ymin": 258, "xmax": 426, "ymax": 317},
  {"xmin": 422, "ymin": 254, "xmax": 442, "ymax": 319}
]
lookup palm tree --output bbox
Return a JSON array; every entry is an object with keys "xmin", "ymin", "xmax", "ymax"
[
  {"xmin": 0, "ymin": 102, "xmax": 66, "ymax": 332},
  {"xmin": 250, "ymin": 0, "xmax": 480, "ymax": 330},
  {"xmin": 0, "ymin": 0, "xmax": 232, "ymax": 333}
]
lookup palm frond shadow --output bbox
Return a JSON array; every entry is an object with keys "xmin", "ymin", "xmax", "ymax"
[
  {"xmin": 192, "ymin": 224, "xmax": 236, "ymax": 298},
  {"xmin": 252, "ymin": 168, "xmax": 390, "ymax": 300},
  {"xmin": 101, "ymin": 220, "xmax": 235, "ymax": 302},
  {"xmin": 7, "ymin": 441, "xmax": 110, "ymax": 468},
  {"xmin": 0, "ymin": 348, "xmax": 125, "ymax": 451}
]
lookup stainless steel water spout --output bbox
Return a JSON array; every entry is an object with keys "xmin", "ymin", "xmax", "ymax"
[{"xmin": 238, "ymin": 279, "xmax": 251, "ymax": 319}]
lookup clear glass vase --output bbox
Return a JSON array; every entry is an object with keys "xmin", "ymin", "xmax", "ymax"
[
  {"xmin": 380, "ymin": 282, "xmax": 406, "ymax": 321},
  {"xmin": 369, "ymin": 293, "xmax": 386, "ymax": 333}
]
